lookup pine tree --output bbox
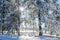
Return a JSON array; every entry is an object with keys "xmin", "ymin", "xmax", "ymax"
[{"xmin": 0, "ymin": 0, "xmax": 20, "ymax": 35}]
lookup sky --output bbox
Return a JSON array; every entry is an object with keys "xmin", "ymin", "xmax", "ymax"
[{"xmin": 57, "ymin": 0, "xmax": 60, "ymax": 5}]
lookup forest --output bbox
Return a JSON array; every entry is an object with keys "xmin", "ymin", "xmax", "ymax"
[{"xmin": 0, "ymin": 0, "xmax": 60, "ymax": 40}]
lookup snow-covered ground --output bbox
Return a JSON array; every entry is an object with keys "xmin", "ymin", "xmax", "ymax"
[
  {"xmin": 19, "ymin": 36, "xmax": 60, "ymax": 40},
  {"xmin": 0, "ymin": 34, "xmax": 19, "ymax": 40},
  {"xmin": 0, "ymin": 34, "xmax": 60, "ymax": 40}
]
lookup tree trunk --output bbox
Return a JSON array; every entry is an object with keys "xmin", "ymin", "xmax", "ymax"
[{"xmin": 38, "ymin": 10, "xmax": 42, "ymax": 36}]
